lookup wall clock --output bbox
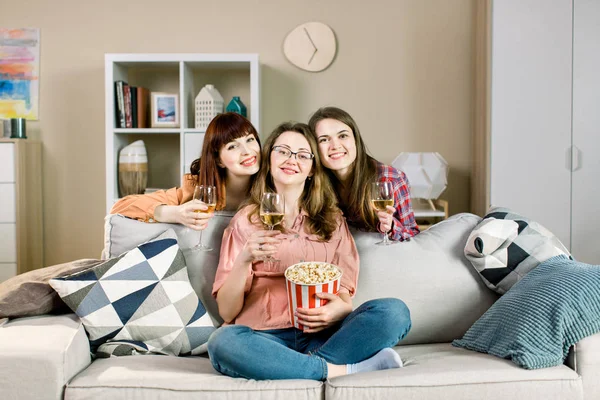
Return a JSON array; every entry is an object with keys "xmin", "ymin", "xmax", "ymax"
[{"xmin": 283, "ymin": 22, "xmax": 337, "ymax": 72}]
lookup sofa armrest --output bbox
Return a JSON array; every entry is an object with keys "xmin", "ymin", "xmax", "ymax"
[
  {"xmin": 0, "ymin": 313, "xmax": 91, "ymax": 400},
  {"xmin": 572, "ymin": 332, "xmax": 600, "ymax": 399}
]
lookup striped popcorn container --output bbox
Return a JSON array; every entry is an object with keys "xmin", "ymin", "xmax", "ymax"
[{"xmin": 285, "ymin": 262, "xmax": 342, "ymax": 330}]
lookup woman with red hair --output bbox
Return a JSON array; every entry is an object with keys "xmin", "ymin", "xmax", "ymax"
[{"xmin": 110, "ymin": 112, "xmax": 261, "ymax": 231}]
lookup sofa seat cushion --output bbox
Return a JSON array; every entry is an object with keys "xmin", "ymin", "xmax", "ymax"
[
  {"xmin": 325, "ymin": 343, "xmax": 582, "ymax": 400},
  {"xmin": 66, "ymin": 355, "xmax": 323, "ymax": 400},
  {"xmin": 0, "ymin": 314, "xmax": 91, "ymax": 400}
]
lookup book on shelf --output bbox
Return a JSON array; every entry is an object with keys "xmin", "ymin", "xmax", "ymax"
[
  {"xmin": 137, "ymin": 87, "xmax": 150, "ymax": 128},
  {"xmin": 130, "ymin": 86, "xmax": 138, "ymax": 128},
  {"xmin": 123, "ymin": 84, "xmax": 133, "ymax": 128},
  {"xmin": 114, "ymin": 81, "xmax": 126, "ymax": 128}
]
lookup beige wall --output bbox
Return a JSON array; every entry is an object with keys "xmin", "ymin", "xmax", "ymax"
[{"xmin": 2, "ymin": 0, "xmax": 476, "ymax": 266}]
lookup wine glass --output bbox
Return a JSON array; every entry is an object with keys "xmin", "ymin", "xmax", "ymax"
[
  {"xmin": 191, "ymin": 185, "xmax": 217, "ymax": 251},
  {"xmin": 259, "ymin": 192, "xmax": 285, "ymax": 265},
  {"xmin": 371, "ymin": 181, "xmax": 396, "ymax": 246}
]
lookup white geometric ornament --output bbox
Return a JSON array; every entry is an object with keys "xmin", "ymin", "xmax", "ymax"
[{"xmin": 392, "ymin": 152, "xmax": 449, "ymax": 200}]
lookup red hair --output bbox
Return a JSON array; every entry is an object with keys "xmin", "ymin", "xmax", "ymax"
[{"xmin": 190, "ymin": 112, "xmax": 261, "ymax": 210}]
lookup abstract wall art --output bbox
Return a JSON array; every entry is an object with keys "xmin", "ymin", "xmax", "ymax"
[{"xmin": 0, "ymin": 28, "xmax": 40, "ymax": 120}]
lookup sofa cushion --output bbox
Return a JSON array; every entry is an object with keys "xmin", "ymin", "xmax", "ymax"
[
  {"xmin": 50, "ymin": 231, "xmax": 214, "ymax": 356},
  {"xmin": 104, "ymin": 212, "xmax": 234, "ymax": 327},
  {"xmin": 325, "ymin": 343, "xmax": 581, "ymax": 400},
  {"xmin": 66, "ymin": 355, "xmax": 323, "ymax": 400},
  {"xmin": 0, "ymin": 259, "xmax": 102, "ymax": 318},
  {"xmin": 351, "ymin": 213, "xmax": 498, "ymax": 345},
  {"xmin": 464, "ymin": 206, "xmax": 570, "ymax": 294},
  {"xmin": 453, "ymin": 255, "xmax": 600, "ymax": 369},
  {"xmin": 0, "ymin": 314, "xmax": 92, "ymax": 400}
]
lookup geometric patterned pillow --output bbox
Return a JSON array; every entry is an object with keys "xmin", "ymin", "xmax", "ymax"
[
  {"xmin": 49, "ymin": 232, "xmax": 214, "ymax": 356},
  {"xmin": 464, "ymin": 206, "xmax": 570, "ymax": 294}
]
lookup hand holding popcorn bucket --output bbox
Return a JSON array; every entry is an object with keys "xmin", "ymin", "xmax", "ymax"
[{"xmin": 285, "ymin": 262, "xmax": 343, "ymax": 330}]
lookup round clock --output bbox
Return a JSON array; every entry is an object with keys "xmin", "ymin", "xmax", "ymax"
[{"xmin": 283, "ymin": 22, "xmax": 337, "ymax": 72}]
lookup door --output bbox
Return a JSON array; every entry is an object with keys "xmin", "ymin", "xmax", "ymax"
[
  {"xmin": 490, "ymin": 0, "xmax": 573, "ymax": 249},
  {"xmin": 572, "ymin": 0, "xmax": 600, "ymax": 263}
]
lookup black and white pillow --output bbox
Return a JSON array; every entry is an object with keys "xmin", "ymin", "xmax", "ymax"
[{"xmin": 464, "ymin": 207, "xmax": 570, "ymax": 294}]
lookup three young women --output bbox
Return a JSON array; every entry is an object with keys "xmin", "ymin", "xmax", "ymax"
[
  {"xmin": 308, "ymin": 107, "xmax": 420, "ymax": 241},
  {"xmin": 207, "ymin": 122, "xmax": 411, "ymax": 380}
]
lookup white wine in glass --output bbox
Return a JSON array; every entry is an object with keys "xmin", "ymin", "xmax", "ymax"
[
  {"xmin": 259, "ymin": 192, "xmax": 284, "ymax": 264},
  {"xmin": 192, "ymin": 185, "xmax": 217, "ymax": 252},
  {"xmin": 371, "ymin": 181, "xmax": 396, "ymax": 246}
]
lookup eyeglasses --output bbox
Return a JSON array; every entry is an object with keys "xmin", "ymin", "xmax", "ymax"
[{"xmin": 271, "ymin": 145, "xmax": 314, "ymax": 162}]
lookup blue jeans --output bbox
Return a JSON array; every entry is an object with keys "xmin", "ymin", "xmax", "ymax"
[{"xmin": 207, "ymin": 298, "xmax": 411, "ymax": 380}]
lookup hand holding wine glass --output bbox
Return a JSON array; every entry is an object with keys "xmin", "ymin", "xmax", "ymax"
[
  {"xmin": 259, "ymin": 192, "xmax": 285, "ymax": 265},
  {"xmin": 371, "ymin": 181, "xmax": 396, "ymax": 246},
  {"xmin": 192, "ymin": 185, "xmax": 217, "ymax": 251}
]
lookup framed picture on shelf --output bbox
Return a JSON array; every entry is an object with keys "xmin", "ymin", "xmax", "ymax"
[{"xmin": 150, "ymin": 92, "xmax": 179, "ymax": 128}]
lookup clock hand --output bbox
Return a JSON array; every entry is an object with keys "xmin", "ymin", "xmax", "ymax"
[
  {"xmin": 303, "ymin": 27, "xmax": 317, "ymax": 51},
  {"xmin": 308, "ymin": 48, "xmax": 318, "ymax": 65}
]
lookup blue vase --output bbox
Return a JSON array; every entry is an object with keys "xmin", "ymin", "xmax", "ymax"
[{"xmin": 226, "ymin": 96, "xmax": 247, "ymax": 117}]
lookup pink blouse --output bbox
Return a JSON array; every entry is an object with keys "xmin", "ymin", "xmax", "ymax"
[{"xmin": 213, "ymin": 206, "xmax": 360, "ymax": 330}]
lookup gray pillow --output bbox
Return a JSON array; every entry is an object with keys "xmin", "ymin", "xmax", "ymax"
[
  {"xmin": 0, "ymin": 259, "xmax": 102, "ymax": 318},
  {"xmin": 352, "ymin": 213, "xmax": 499, "ymax": 345},
  {"xmin": 464, "ymin": 206, "xmax": 570, "ymax": 294},
  {"xmin": 103, "ymin": 211, "xmax": 235, "ymax": 327}
]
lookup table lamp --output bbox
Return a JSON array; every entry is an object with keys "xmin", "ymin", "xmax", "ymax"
[{"xmin": 391, "ymin": 152, "xmax": 449, "ymax": 210}]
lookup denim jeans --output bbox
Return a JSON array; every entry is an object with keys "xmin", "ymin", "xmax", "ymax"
[{"xmin": 207, "ymin": 298, "xmax": 411, "ymax": 380}]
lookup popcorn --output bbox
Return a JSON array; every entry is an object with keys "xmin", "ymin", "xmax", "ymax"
[
  {"xmin": 284, "ymin": 262, "xmax": 343, "ymax": 330},
  {"xmin": 285, "ymin": 262, "xmax": 341, "ymax": 285}
]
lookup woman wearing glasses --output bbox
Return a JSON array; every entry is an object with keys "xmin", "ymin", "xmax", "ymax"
[
  {"xmin": 110, "ymin": 112, "xmax": 261, "ymax": 231},
  {"xmin": 208, "ymin": 122, "xmax": 411, "ymax": 380},
  {"xmin": 308, "ymin": 107, "xmax": 419, "ymax": 241}
]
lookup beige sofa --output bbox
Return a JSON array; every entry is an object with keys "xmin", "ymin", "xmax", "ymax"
[{"xmin": 1, "ymin": 212, "xmax": 599, "ymax": 400}]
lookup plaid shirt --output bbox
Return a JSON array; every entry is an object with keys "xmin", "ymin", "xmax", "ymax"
[{"xmin": 377, "ymin": 162, "xmax": 420, "ymax": 241}]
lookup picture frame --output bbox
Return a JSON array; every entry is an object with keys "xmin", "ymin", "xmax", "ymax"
[{"xmin": 150, "ymin": 92, "xmax": 179, "ymax": 128}]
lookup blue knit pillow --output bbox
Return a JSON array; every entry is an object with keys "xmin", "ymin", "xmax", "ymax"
[{"xmin": 453, "ymin": 255, "xmax": 600, "ymax": 369}]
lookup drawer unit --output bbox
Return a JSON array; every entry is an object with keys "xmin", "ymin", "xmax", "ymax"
[
  {"xmin": 0, "ymin": 224, "xmax": 17, "ymax": 262},
  {"xmin": 0, "ymin": 183, "xmax": 16, "ymax": 223},
  {"xmin": 0, "ymin": 139, "xmax": 43, "ymax": 282},
  {"xmin": 0, "ymin": 143, "xmax": 15, "ymax": 182},
  {"xmin": 183, "ymin": 133, "xmax": 205, "ymax": 176},
  {"xmin": 0, "ymin": 263, "xmax": 17, "ymax": 283}
]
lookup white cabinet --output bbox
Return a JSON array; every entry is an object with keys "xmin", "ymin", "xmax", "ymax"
[
  {"xmin": 0, "ymin": 139, "xmax": 43, "ymax": 281},
  {"xmin": 105, "ymin": 54, "xmax": 260, "ymax": 214},
  {"xmin": 490, "ymin": 0, "xmax": 600, "ymax": 264}
]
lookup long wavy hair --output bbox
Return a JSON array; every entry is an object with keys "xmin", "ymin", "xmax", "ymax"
[
  {"xmin": 190, "ymin": 112, "xmax": 261, "ymax": 210},
  {"xmin": 308, "ymin": 106, "xmax": 379, "ymax": 231},
  {"xmin": 247, "ymin": 122, "xmax": 340, "ymax": 241}
]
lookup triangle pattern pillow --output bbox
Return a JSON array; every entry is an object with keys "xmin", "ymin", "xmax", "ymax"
[
  {"xmin": 49, "ymin": 231, "xmax": 214, "ymax": 356},
  {"xmin": 464, "ymin": 206, "xmax": 570, "ymax": 294}
]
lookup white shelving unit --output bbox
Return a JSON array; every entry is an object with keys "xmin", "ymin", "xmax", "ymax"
[{"xmin": 105, "ymin": 53, "xmax": 260, "ymax": 214}]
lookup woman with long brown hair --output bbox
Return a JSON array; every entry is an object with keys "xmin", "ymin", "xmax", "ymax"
[
  {"xmin": 207, "ymin": 122, "xmax": 411, "ymax": 380},
  {"xmin": 110, "ymin": 112, "xmax": 261, "ymax": 231},
  {"xmin": 308, "ymin": 107, "xmax": 419, "ymax": 241}
]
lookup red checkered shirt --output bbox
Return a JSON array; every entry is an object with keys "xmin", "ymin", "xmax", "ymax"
[{"xmin": 376, "ymin": 162, "xmax": 420, "ymax": 241}]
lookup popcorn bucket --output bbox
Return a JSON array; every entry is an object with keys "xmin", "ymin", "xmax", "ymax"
[{"xmin": 284, "ymin": 262, "xmax": 342, "ymax": 330}]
